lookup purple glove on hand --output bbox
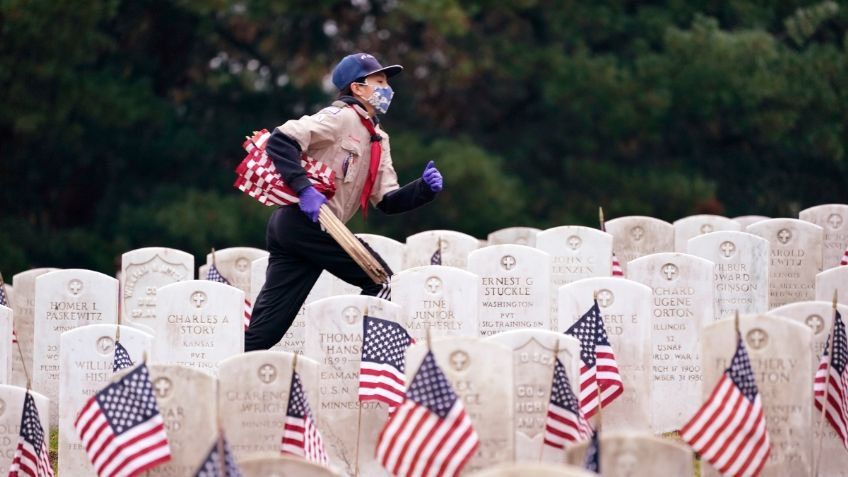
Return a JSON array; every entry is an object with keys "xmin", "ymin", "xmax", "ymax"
[
  {"xmin": 298, "ymin": 186, "xmax": 327, "ymax": 222},
  {"xmin": 422, "ymin": 160, "xmax": 443, "ymax": 193}
]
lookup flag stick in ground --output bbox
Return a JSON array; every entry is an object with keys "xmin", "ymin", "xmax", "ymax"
[
  {"xmin": 813, "ymin": 290, "xmax": 837, "ymax": 477},
  {"xmin": 14, "ymin": 327, "xmax": 31, "ymax": 390},
  {"xmin": 216, "ymin": 380, "xmax": 226, "ymax": 477},
  {"xmin": 116, "ymin": 282, "xmax": 122, "ymax": 343},
  {"xmin": 538, "ymin": 339, "xmax": 561, "ymax": 462}
]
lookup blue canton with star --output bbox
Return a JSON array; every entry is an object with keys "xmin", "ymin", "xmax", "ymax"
[
  {"xmin": 286, "ymin": 372, "xmax": 316, "ymax": 420},
  {"xmin": 405, "ymin": 352, "xmax": 457, "ymax": 419},
  {"xmin": 20, "ymin": 392, "xmax": 46, "ymax": 455},
  {"xmin": 112, "ymin": 342, "xmax": 134, "ymax": 372},
  {"xmin": 207, "ymin": 265, "xmax": 231, "ymax": 285},
  {"xmin": 95, "ymin": 364, "xmax": 161, "ymax": 434},
  {"xmin": 362, "ymin": 316, "xmax": 412, "ymax": 369},
  {"xmin": 550, "ymin": 358, "xmax": 581, "ymax": 412},
  {"xmin": 565, "ymin": 301, "xmax": 612, "ymax": 367},
  {"xmin": 195, "ymin": 438, "xmax": 243, "ymax": 477},
  {"xmin": 726, "ymin": 338, "xmax": 760, "ymax": 403},
  {"xmin": 825, "ymin": 311, "xmax": 847, "ymax": 375}
]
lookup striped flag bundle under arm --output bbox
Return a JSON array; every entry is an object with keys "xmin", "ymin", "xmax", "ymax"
[
  {"xmin": 234, "ymin": 129, "xmax": 336, "ymax": 207},
  {"xmin": 376, "ymin": 351, "xmax": 479, "ymax": 477},
  {"xmin": 564, "ymin": 300, "xmax": 624, "ymax": 419},
  {"xmin": 359, "ymin": 316, "xmax": 415, "ymax": 407},
  {"xmin": 281, "ymin": 371, "xmax": 328, "ymax": 466},
  {"xmin": 815, "ymin": 310, "xmax": 848, "ymax": 450},
  {"xmin": 681, "ymin": 337, "xmax": 770, "ymax": 477},
  {"xmin": 194, "ymin": 436, "xmax": 242, "ymax": 477},
  {"xmin": 74, "ymin": 363, "xmax": 171, "ymax": 477},
  {"xmin": 206, "ymin": 264, "xmax": 252, "ymax": 331},
  {"xmin": 542, "ymin": 357, "xmax": 592, "ymax": 449},
  {"xmin": 8, "ymin": 391, "xmax": 53, "ymax": 477}
]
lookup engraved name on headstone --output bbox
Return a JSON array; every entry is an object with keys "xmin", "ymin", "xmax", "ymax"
[
  {"xmin": 218, "ymin": 350, "xmax": 319, "ymax": 461},
  {"xmin": 672, "ymin": 215, "xmax": 741, "ymax": 252},
  {"xmin": 484, "ymin": 330, "xmax": 581, "ymax": 462},
  {"xmin": 11, "ymin": 268, "xmax": 57, "ymax": 387},
  {"xmin": 406, "ymin": 337, "xmax": 515, "ymax": 474},
  {"xmin": 153, "ymin": 280, "xmax": 244, "ymax": 372},
  {"xmin": 33, "ymin": 269, "xmax": 118, "ymax": 425},
  {"xmin": 392, "ymin": 266, "xmax": 480, "ymax": 341},
  {"xmin": 627, "ymin": 252, "xmax": 715, "ymax": 433},
  {"xmin": 701, "ymin": 314, "xmax": 813, "ymax": 477},
  {"xmin": 468, "ymin": 245, "xmax": 551, "ymax": 336},
  {"xmin": 557, "ymin": 277, "xmax": 652, "ymax": 431},
  {"xmin": 687, "ymin": 231, "xmax": 770, "ymax": 320},
  {"xmin": 304, "ymin": 295, "xmax": 401, "ymax": 476},
  {"xmin": 121, "ymin": 247, "xmax": 193, "ymax": 326},
  {"xmin": 404, "ymin": 230, "xmax": 480, "ymax": 269},
  {"xmin": 748, "ymin": 219, "xmax": 823, "ymax": 309},
  {"xmin": 58, "ymin": 324, "xmax": 153, "ymax": 476},
  {"xmin": 605, "ymin": 217, "xmax": 674, "ymax": 275},
  {"xmin": 799, "ymin": 204, "xmax": 848, "ymax": 270}
]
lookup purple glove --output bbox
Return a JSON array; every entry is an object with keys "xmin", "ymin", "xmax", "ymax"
[
  {"xmin": 422, "ymin": 160, "xmax": 443, "ymax": 192},
  {"xmin": 298, "ymin": 186, "xmax": 327, "ymax": 222}
]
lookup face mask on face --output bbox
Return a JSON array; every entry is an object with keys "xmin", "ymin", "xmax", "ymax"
[{"xmin": 358, "ymin": 82, "xmax": 394, "ymax": 114}]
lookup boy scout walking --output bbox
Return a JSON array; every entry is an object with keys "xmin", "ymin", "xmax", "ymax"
[{"xmin": 245, "ymin": 53, "xmax": 443, "ymax": 351}]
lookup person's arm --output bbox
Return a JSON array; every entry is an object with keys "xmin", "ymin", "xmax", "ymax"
[
  {"xmin": 376, "ymin": 178, "xmax": 437, "ymax": 214},
  {"xmin": 265, "ymin": 130, "xmax": 311, "ymax": 193}
]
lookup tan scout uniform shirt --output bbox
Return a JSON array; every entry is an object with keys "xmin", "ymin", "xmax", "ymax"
[{"xmin": 277, "ymin": 100, "xmax": 400, "ymax": 224}]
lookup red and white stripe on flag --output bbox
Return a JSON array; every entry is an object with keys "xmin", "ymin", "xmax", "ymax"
[
  {"xmin": 578, "ymin": 344, "xmax": 624, "ymax": 419},
  {"xmin": 814, "ymin": 358, "xmax": 848, "ymax": 449},
  {"xmin": 841, "ymin": 244, "xmax": 848, "ymax": 266},
  {"xmin": 611, "ymin": 252, "xmax": 624, "ymax": 277},
  {"xmin": 281, "ymin": 413, "xmax": 328, "ymax": 465},
  {"xmin": 359, "ymin": 361, "xmax": 407, "ymax": 407},
  {"xmin": 8, "ymin": 392, "xmax": 53, "ymax": 477},
  {"xmin": 233, "ymin": 129, "xmax": 335, "ymax": 207},
  {"xmin": 243, "ymin": 299, "xmax": 252, "ymax": 330}
]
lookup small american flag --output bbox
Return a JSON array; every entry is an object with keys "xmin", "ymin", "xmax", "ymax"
[
  {"xmin": 430, "ymin": 247, "xmax": 442, "ymax": 266},
  {"xmin": 8, "ymin": 391, "xmax": 53, "ymax": 477},
  {"xmin": 681, "ymin": 337, "xmax": 770, "ymax": 477},
  {"xmin": 841, "ymin": 244, "xmax": 848, "ymax": 266},
  {"xmin": 376, "ymin": 351, "xmax": 479, "ymax": 477},
  {"xmin": 815, "ymin": 310, "xmax": 848, "ymax": 450},
  {"xmin": 112, "ymin": 342, "xmax": 134, "ymax": 372},
  {"xmin": 564, "ymin": 300, "xmax": 623, "ymax": 419},
  {"xmin": 0, "ymin": 273, "xmax": 15, "ymax": 344},
  {"xmin": 234, "ymin": 129, "xmax": 336, "ymax": 207},
  {"xmin": 281, "ymin": 370, "xmax": 328, "ymax": 466},
  {"xmin": 74, "ymin": 363, "xmax": 172, "ymax": 477},
  {"xmin": 583, "ymin": 429, "xmax": 600, "ymax": 472},
  {"xmin": 611, "ymin": 252, "xmax": 623, "ymax": 277},
  {"xmin": 194, "ymin": 436, "xmax": 243, "ymax": 477},
  {"xmin": 206, "ymin": 264, "xmax": 252, "ymax": 330},
  {"xmin": 359, "ymin": 316, "xmax": 414, "ymax": 407},
  {"xmin": 542, "ymin": 357, "xmax": 591, "ymax": 449}
]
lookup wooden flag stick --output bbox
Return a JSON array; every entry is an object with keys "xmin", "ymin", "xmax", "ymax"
[
  {"xmin": 14, "ymin": 335, "xmax": 31, "ymax": 390},
  {"xmin": 538, "ymin": 339, "xmax": 562, "ymax": 462},
  {"xmin": 318, "ymin": 205, "xmax": 388, "ymax": 284},
  {"xmin": 813, "ymin": 290, "xmax": 838, "ymax": 477},
  {"xmin": 116, "ymin": 281, "xmax": 122, "ymax": 342},
  {"xmin": 211, "ymin": 248, "xmax": 217, "ymax": 267},
  {"xmin": 598, "ymin": 207, "xmax": 606, "ymax": 232},
  {"xmin": 734, "ymin": 310, "xmax": 742, "ymax": 340}
]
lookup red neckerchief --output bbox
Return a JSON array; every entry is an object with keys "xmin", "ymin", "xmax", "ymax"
[{"xmin": 352, "ymin": 109, "xmax": 382, "ymax": 219}]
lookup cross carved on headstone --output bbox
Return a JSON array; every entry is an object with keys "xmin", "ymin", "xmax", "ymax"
[
  {"xmin": 501, "ymin": 255, "xmax": 516, "ymax": 271},
  {"xmin": 777, "ymin": 229, "xmax": 792, "ymax": 244},
  {"xmin": 630, "ymin": 227, "xmax": 645, "ymax": 241},
  {"xmin": 597, "ymin": 290, "xmax": 614, "ymax": 308},
  {"xmin": 154, "ymin": 378, "xmax": 171, "ymax": 398},
  {"xmin": 747, "ymin": 329, "xmax": 767, "ymax": 349},
  {"xmin": 426, "ymin": 277, "xmax": 442, "ymax": 294},
  {"xmin": 259, "ymin": 364, "xmax": 276, "ymax": 383},
  {"xmin": 720, "ymin": 241, "xmax": 736, "ymax": 258},
  {"xmin": 450, "ymin": 351, "xmax": 469, "ymax": 371},
  {"xmin": 191, "ymin": 292, "xmax": 206, "ymax": 308},
  {"xmin": 68, "ymin": 280, "xmax": 83, "ymax": 295},
  {"xmin": 662, "ymin": 264, "xmax": 678, "ymax": 280},
  {"xmin": 343, "ymin": 307, "xmax": 360, "ymax": 324},
  {"xmin": 829, "ymin": 214, "xmax": 843, "ymax": 230},
  {"xmin": 567, "ymin": 236, "xmax": 582, "ymax": 251}
]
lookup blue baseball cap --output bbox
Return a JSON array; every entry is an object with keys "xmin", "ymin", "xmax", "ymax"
[{"xmin": 331, "ymin": 53, "xmax": 403, "ymax": 90}]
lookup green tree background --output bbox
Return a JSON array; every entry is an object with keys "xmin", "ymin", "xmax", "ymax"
[{"xmin": 1, "ymin": 0, "xmax": 846, "ymax": 275}]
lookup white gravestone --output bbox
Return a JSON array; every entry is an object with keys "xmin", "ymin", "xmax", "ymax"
[
  {"xmin": 391, "ymin": 266, "xmax": 480, "ymax": 341},
  {"xmin": 672, "ymin": 215, "xmax": 741, "ymax": 252},
  {"xmin": 487, "ymin": 227, "xmax": 541, "ymax": 247},
  {"xmin": 121, "ymin": 247, "xmax": 193, "ymax": 327},
  {"xmin": 33, "ymin": 269, "xmax": 118, "ymax": 426},
  {"xmin": 748, "ymin": 219, "xmax": 823, "ymax": 309},
  {"xmin": 687, "ymin": 231, "xmax": 770, "ymax": 320},
  {"xmin": 144, "ymin": 364, "xmax": 216, "ymax": 476},
  {"xmin": 358, "ymin": 233, "xmax": 406, "ymax": 273},
  {"xmin": 0, "ymin": 385, "xmax": 49, "ymax": 474},
  {"xmin": 218, "ymin": 350, "xmax": 319, "ymax": 461},
  {"xmin": 404, "ymin": 230, "xmax": 479, "ymax": 269},
  {"xmin": 536, "ymin": 226, "xmax": 613, "ymax": 322},
  {"xmin": 11, "ymin": 268, "xmax": 57, "ymax": 388},
  {"xmin": 564, "ymin": 431, "xmax": 693, "ymax": 477},
  {"xmin": 769, "ymin": 302, "xmax": 848, "ymax": 477},
  {"xmin": 800, "ymin": 204, "xmax": 848, "ymax": 269},
  {"xmin": 815, "ymin": 266, "xmax": 848, "ymax": 305},
  {"xmin": 701, "ymin": 314, "xmax": 813, "ymax": 477},
  {"xmin": 627, "ymin": 252, "xmax": 715, "ymax": 433},
  {"xmin": 58, "ymin": 324, "xmax": 153, "ymax": 476},
  {"xmin": 406, "ymin": 337, "xmax": 515, "ymax": 474},
  {"xmin": 484, "ymin": 330, "xmax": 581, "ymax": 463},
  {"xmin": 304, "ymin": 296, "xmax": 401, "ymax": 477},
  {"xmin": 467, "ymin": 463, "xmax": 598, "ymax": 477},
  {"xmin": 238, "ymin": 454, "xmax": 344, "ymax": 477},
  {"xmin": 0, "ymin": 306, "xmax": 12, "ymax": 384},
  {"xmin": 733, "ymin": 215, "xmax": 770, "ymax": 228},
  {"xmin": 203, "ymin": 246, "xmax": 269, "ymax": 298},
  {"xmin": 605, "ymin": 217, "xmax": 674, "ymax": 275},
  {"xmin": 556, "ymin": 277, "xmax": 652, "ymax": 432},
  {"xmin": 468, "ymin": 245, "xmax": 551, "ymax": 336},
  {"xmin": 153, "ymin": 280, "xmax": 244, "ymax": 372}
]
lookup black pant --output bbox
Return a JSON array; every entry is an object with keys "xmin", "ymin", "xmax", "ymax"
[{"xmin": 245, "ymin": 205, "xmax": 391, "ymax": 351}]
